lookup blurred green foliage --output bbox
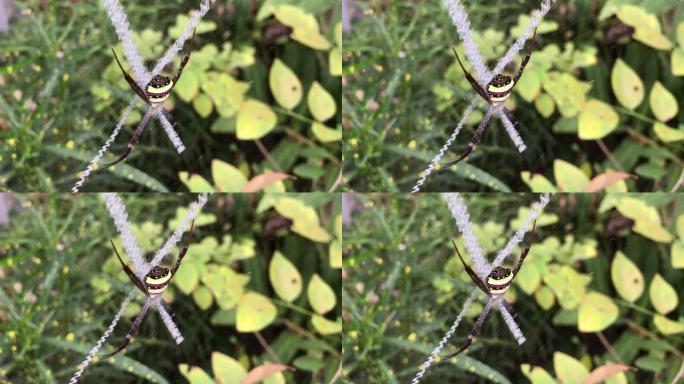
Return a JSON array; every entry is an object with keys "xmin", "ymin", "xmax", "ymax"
[
  {"xmin": 342, "ymin": 193, "xmax": 684, "ymax": 383},
  {"xmin": 0, "ymin": 193, "xmax": 341, "ymax": 383},
  {"xmin": 343, "ymin": 0, "xmax": 684, "ymax": 192},
  {"xmin": 0, "ymin": 0, "xmax": 340, "ymax": 192}
]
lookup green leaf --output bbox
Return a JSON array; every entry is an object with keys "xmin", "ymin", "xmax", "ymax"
[
  {"xmin": 179, "ymin": 172, "xmax": 216, "ymax": 193},
  {"xmin": 554, "ymin": 352, "xmax": 589, "ymax": 384},
  {"xmin": 329, "ymin": 240, "xmax": 342, "ymax": 268},
  {"xmin": 515, "ymin": 262, "xmax": 541, "ymax": 294},
  {"xmin": 677, "ymin": 22, "xmax": 684, "ymax": 47},
  {"xmin": 616, "ymin": 5, "xmax": 660, "ymax": 30},
  {"xmin": 329, "ymin": 48, "xmax": 342, "ymax": 76},
  {"xmin": 633, "ymin": 27, "xmax": 673, "ymax": 50},
  {"xmin": 542, "ymin": 72, "xmax": 590, "ymax": 117},
  {"xmin": 178, "ymin": 364, "xmax": 215, "ymax": 384},
  {"xmin": 274, "ymin": 197, "xmax": 331, "ymax": 242},
  {"xmin": 649, "ymin": 274, "xmax": 678, "ymax": 314},
  {"xmin": 521, "ymin": 171, "xmax": 558, "ymax": 192},
  {"xmin": 307, "ymin": 273, "xmax": 336, "ymax": 314},
  {"xmin": 521, "ymin": 364, "xmax": 558, "ymax": 384},
  {"xmin": 672, "ymin": 48, "xmax": 684, "ymax": 76},
  {"xmin": 212, "ymin": 351, "xmax": 247, "ymax": 384},
  {"xmin": 202, "ymin": 72, "xmax": 250, "ymax": 118},
  {"xmin": 269, "ymin": 59, "xmax": 302, "ymax": 109},
  {"xmin": 193, "ymin": 286, "xmax": 213, "ymax": 310},
  {"xmin": 611, "ymin": 59, "xmax": 644, "ymax": 109},
  {"xmin": 307, "ymin": 81, "xmax": 336, "ymax": 122},
  {"xmin": 311, "ymin": 122, "xmax": 342, "ymax": 142},
  {"xmin": 535, "ymin": 92, "xmax": 555, "ymax": 118},
  {"xmin": 653, "ymin": 122, "xmax": 684, "ymax": 143},
  {"xmin": 168, "ymin": 15, "xmax": 216, "ymax": 38},
  {"xmin": 174, "ymin": 263, "xmax": 199, "ymax": 295},
  {"xmin": 534, "ymin": 286, "xmax": 555, "ymax": 310},
  {"xmin": 269, "ymin": 251, "xmax": 302, "ymax": 302},
  {"xmin": 554, "ymin": 159, "xmax": 590, "ymax": 192},
  {"xmin": 515, "ymin": 70, "xmax": 541, "ymax": 102},
  {"xmin": 578, "ymin": 291, "xmax": 619, "ymax": 332},
  {"xmin": 610, "ymin": 251, "xmax": 644, "ymax": 302},
  {"xmin": 236, "ymin": 99, "xmax": 277, "ymax": 140},
  {"xmin": 649, "ymin": 81, "xmax": 678, "ymax": 121},
  {"xmin": 578, "ymin": 99, "xmax": 619, "ymax": 140},
  {"xmin": 672, "ymin": 241, "xmax": 684, "ymax": 269},
  {"xmin": 653, "ymin": 315, "xmax": 684, "ymax": 335},
  {"xmin": 677, "ymin": 215, "xmax": 684, "ymax": 238},
  {"xmin": 274, "ymin": 5, "xmax": 331, "ymax": 50},
  {"xmin": 615, "ymin": 197, "xmax": 673, "ymax": 243},
  {"xmin": 212, "ymin": 159, "xmax": 248, "ymax": 192},
  {"xmin": 175, "ymin": 70, "xmax": 199, "ymax": 102},
  {"xmin": 202, "ymin": 265, "xmax": 249, "ymax": 310},
  {"xmin": 193, "ymin": 93, "xmax": 213, "ymax": 118},
  {"xmin": 311, "ymin": 315, "xmax": 342, "ymax": 335},
  {"xmin": 236, "ymin": 291, "xmax": 277, "ymax": 332}
]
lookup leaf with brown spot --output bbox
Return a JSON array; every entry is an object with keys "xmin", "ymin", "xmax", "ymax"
[
  {"xmin": 580, "ymin": 364, "xmax": 636, "ymax": 384},
  {"xmin": 239, "ymin": 364, "xmax": 293, "ymax": 384},
  {"xmin": 581, "ymin": 172, "xmax": 635, "ymax": 192},
  {"xmin": 241, "ymin": 173, "xmax": 293, "ymax": 193}
]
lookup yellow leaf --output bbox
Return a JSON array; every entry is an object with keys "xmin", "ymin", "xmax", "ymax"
[
  {"xmin": 307, "ymin": 273, "xmax": 336, "ymax": 314},
  {"xmin": 212, "ymin": 351, "xmax": 247, "ymax": 384},
  {"xmin": 274, "ymin": 5, "xmax": 331, "ymax": 50},
  {"xmin": 307, "ymin": 81, "xmax": 336, "ymax": 122},
  {"xmin": 554, "ymin": 351, "xmax": 589, "ymax": 384},
  {"xmin": 274, "ymin": 197, "xmax": 331, "ymax": 243},
  {"xmin": 269, "ymin": 59, "xmax": 302, "ymax": 110},
  {"xmin": 212, "ymin": 159, "xmax": 248, "ymax": 192},
  {"xmin": 634, "ymin": 28, "xmax": 673, "ymax": 50},
  {"xmin": 554, "ymin": 159, "xmax": 590, "ymax": 192},
  {"xmin": 311, "ymin": 122, "xmax": 342, "ymax": 142},
  {"xmin": 534, "ymin": 286, "xmax": 555, "ymax": 310},
  {"xmin": 329, "ymin": 48, "xmax": 342, "ymax": 76},
  {"xmin": 236, "ymin": 292, "xmax": 277, "ymax": 332},
  {"xmin": 534, "ymin": 92, "xmax": 555, "ymax": 118},
  {"xmin": 311, "ymin": 315, "xmax": 342, "ymax": 335},
  {"xmin": 329, "ymin": 240, "xmax": 342, "ymax": 268},
  {"xmin": 515, "ymin": 262, "xmax": 541, "ymax": 294},
  {"xmin": 521, "ymin": 171, "xmax": 558, "ymax": 192},
  {"xmin": 611, "ymin": 59, "xmax": 644, "ymax": 109},
  {"xmin": 269, "ymin": 251, "xmax": 302, "ymax": 302},
  {"xmin": 193, "ymin": 93, "xmax": 213, "ymax": 118},
  {"xmin": 671, "ymin": 48, "xmax": 684, "ymax": 76},
  {"xmin": 179, "ymin": 364, "xmax": 216, "ymax": 384},
  {"xmin": 649, "ymin": 81, "xmax": 678, "ymax": 122},
  {"xmin": 515, "ymin": 69, "xmax": 541, "ymax": 102},
  {"xmin": 521, "ymin": 364, "xmax": 558, "ymax": 384},
  {"xmin": 649, "ymin": 274, "xmax": 678, "ymax": 314},
  {"xmin": 610, "ymin": 251, "xmax": 644, "ymax": 302},
  {"xmin": 179, "ymin": 171, "xmax": 216, "ymax": 193},
  {"xmin": 578, "ymin": 291, "xmax": 619, "ymax": 332},
  {"xmin": 653, "ymin": 122, "xmax": 684, "ymax": 143},
  {"xmin": 653, "ymin": 315, "xmax": 684, "ymax": 335},
  {"xmin": 578, "ymin": 99, "xmax": 619, "ymax": 140},
  {"xmin": 677, "ymin": 22, "xmax": 684, "ymax": 47},
  {"xmin": 173, "ymin": 263, "xmax": 199, "ymax": 295},
  {"xmin": 236, "ymin": 99, "xmax": 277, "ymax": 140}
]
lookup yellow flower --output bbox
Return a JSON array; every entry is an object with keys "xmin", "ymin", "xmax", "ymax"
[
  {"xmin": 407, "ymin": 332, "xmax": 417, "ymax": 341},
  {"xmin": 407, "ymin": 140, "xmax": 416, "ymax": 149},
  {"xmin": 65, "ymin": 140, "xmax": 75, "ymax": 150},
  {"xmin": 66, "ymin": 332, "xmax": 75, "ymax": 341}
]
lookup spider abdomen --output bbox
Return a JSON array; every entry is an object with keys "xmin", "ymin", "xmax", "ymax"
[
  {"xmin": 487, "ymin": 266, "xmax": 513, "ymax": 294},
  {"xmin": 145, "ymin": 266, "xmax": 172, "ymax": 295},
  {"xmin": 146, "ymin": 75, "xmax": 174, "ymax": 104},
  {"xmin": 487, "ymin": 74, "xmax": 514, "ymax": 103}
]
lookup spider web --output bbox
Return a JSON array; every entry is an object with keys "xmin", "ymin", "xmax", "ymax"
[
  {"xmin": 410, "ymin": 192, "xmax": 552, "ymax": 384},
  {"xmin": 71, "ymin": 0, "xmax": 216, "ymax": 193},
  {"xmin": 410, "ymin": 0, "xmax": 555, "ymax": 193},
  {"xmin": 67, "ymin": 193, "xmax": 210, "ymax": 383}
]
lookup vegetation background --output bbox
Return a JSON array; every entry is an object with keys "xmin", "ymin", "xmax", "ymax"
[
  {"xmin": 343, "ymin": 0, "xmax": 684, "ymax": 192},
  {"xmin": 0, "ymin": 192, "xmax": 342, "ymax": 383},
  {"xmin": 0, "ymin": 0, "xmax": 341, "ymax": 192},
  {"xmin": 342, "ymin": 192, "xmax": 684, "ymax": 383}
]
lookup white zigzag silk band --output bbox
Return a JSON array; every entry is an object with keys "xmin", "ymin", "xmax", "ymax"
[
  {"xmin": 411, "ymin": 0, "xmax": 554, "ymax": 193},
  {"xmin": 410, "ymin": 193, "xmax": 552, "ymax": 384},
  {"xmin": 67, "ymin": 193, "xmax": 209, "ymax": 383},
  {"xmin": 71, "ymin": 0, "xmax": 216, "ymax": 192}
]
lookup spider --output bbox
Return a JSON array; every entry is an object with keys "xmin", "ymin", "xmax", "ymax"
[
  {"xmin": 443, "ymin": 220, "xmax": 536, "ymax": 359},
  {"xmin": 102, "ymin": 220, "xmax": 194, "ymax": 358},
  {"xmin": 104, "ymin": 29, "xmax": 196, "ymax": 168},
  {"xmin": 443, "ymin": 28, "xmax": 537, "ymax": 168}
]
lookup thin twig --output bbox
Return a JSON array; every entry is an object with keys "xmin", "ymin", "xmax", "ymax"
[
  {"xmin": 328, "ymin": 167, "xmax": 343, "ymax": 192},
  {"xmin": 597, "ymin": 331, "xmax": 623, "ymax": 364},
  {"xmin": 597, "ymin": 139, "xmax": 625, "ymax": 172},
  {"xmin": 327, "ymin": 361, "xmax": 343, "ymax": 384},
  {"xmin": 671, "ymin": 167, "xmax": 684, "ymax": 192},
  {"xmin": 255, "ymin": 332, "xmax": 282, "ymax": 364},
  {"xmin": 255, "ymin": 139, "xmax": 283, "ymax": 172},
  {"xmin": 671, "ymin": 359, "xmax": 684, "ymax": 384}
]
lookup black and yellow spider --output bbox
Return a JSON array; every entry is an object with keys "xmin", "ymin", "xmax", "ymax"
[
  {"xmin": 105, "ymin": 30, "xmax": 196, "ymax": 168},
  {"xmin": 444, "ymin": 220, "xmax": 536, "ymax": 359},
  {"xmin": 102, "ymin": 220, "xmax": 194, "ymax": 358},
  {"xmin": 444, "ymin": 28, "xmax": 537, "ymax": 168}
]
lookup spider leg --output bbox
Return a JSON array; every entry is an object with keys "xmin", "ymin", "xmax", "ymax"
[
  {"xmin": 171, "ymin": 28, "xmax": 196, "ymax": 86},
  {"xmin": 443, "ymin": 298, "xmax": 494, "ymax": 359},
  {"xmin": 442, "ymin": 106, "xmax": 496, "ymax": 168},
  {"xmin": 512, "ymin": 220, "xmax": 536, "ymax": 278},
  {"xmin": 513, "ymin": 28, "xmax": 537, "ymax": 84},
  {"xmin": 103, "ymin": 106, "xmax": 155, "ymax": 168},
  {"xmin": 451, "ymin": 240, "xmax": 490, "ymax": 296},
  {"xmin": 102, "ymin": 299, "xmax": 152, "ymax": 358},
  {"xmin": 110, "ymin": 240, "xmax": 149, "ymax": 296},
  {"xmin": 452, "ymin": 47, "xmax": 491, "ymax": 103},
  {"xmin": 111, "ymin": 49, "xmax": 150, "ymax": 104},
  {"xmin": 170, "ymin": 220, "xmax": 194, "ymax": 277}
]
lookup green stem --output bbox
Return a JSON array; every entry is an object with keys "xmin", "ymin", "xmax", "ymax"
[
  {"xmin": 273, "ymin": 106, "xmax": 315, "ymax": 125},
  {"xmin": 272, "ymin": 298, "xmax": 315, "ymax": 317},
  {"xmin": 613, "ymin": 105, "xmax": 658, "ymax": 125},
  {"xmin": 614, "ymin": 297, "xmax": 657, "ymax": 317}
]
